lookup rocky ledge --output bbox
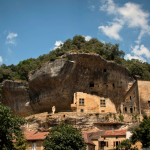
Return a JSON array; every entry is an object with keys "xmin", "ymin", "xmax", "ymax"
[{"xmin": 1, "ymin": 52, "xmax": 132, "ymax": 116}]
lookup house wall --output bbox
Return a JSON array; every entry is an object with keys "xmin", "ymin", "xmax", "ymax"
[
  {"xmin": 138, "ymin": 80, "xmax": 150, "ymax": 115},
  {"xmin": 71, "ymin": 92, "xmax": 117, "ymax": 114},
  {"xmin": 87, "ymin": 143, "xmax": 95, "ymax": 150},
  {"xmin": 92, "ymin": 140, "xmax": 99, "ymax": 150},
  {"xmin": 27, "ymin": 140, "xmax": 43, "ymax": 150},
  {"xmin": 121, "ymin": 80, "xmax": 139, "ymax": 114},
  {"xmin": 99, "ymin": 136, "xmax": 126, "ymax": 150}
]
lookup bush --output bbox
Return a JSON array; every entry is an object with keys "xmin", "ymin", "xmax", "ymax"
[
  {"xmin": 43, "ymin": 122, "xmax": 86, "ymax": 150},
  {"xmin": 119, "ymin": 114, "xmax": 124, "ymax": 122}
]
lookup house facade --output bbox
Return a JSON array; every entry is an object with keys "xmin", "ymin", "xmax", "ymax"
[{"xmin": 71, "ymin": 92, "xmax": 116, "ymax": 114}]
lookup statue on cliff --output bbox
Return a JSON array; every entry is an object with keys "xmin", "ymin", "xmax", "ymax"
[{"xmin": 52, "ymin": 106, "xmax": 56, "ymax": 114}]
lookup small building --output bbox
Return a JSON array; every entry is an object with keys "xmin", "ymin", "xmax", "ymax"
[
  {"xmin": 71, "ymin": 92, "xmax": 117, "ymax": 114},
  {"xmin": 82, "ymin": 132, "xmax": 96, "ymax": 150},
  {"xmin": 13, "ymin": 131, "xmax": 95, "ymax": 150},
  {"xmin": 88, "ymin": 130, "xmax": 126, "ymax": 150},
  {"xmin": 26, "ymin": 132, "xmax": 49, "ymax": 150}
]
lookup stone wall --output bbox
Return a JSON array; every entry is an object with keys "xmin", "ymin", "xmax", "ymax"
[
  {"xmin": 138, "ymin": 80, "xmax": 150, "ymax": 115},
  {"xmin": 121, "ymin": 80, "xmax": 139, "ymax": 114}
]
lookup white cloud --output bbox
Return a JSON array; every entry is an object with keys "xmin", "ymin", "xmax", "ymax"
[
  {"xmin": 8, "ymin": 48, "xmax": 12, "ymax": 54},
  {"xmin": 125, "ymin": 44, "xmax": 150, "ymax": 62},
  {"xmin": 6, "ymin": 32, "xmax": 18, "ymax": 45},
  {"xmin": 88, "ymin": 5, "xmax": 95, "ymax": 11},
  {"xmin": 124, "ymin": 54, "xmax": 146, "ymax": 62},
  {"xmin": 0, "ymin": 56, "xmax": 3, "ymax": 63},
  {"xmin": 131, "ymin": 45, "xmax": 150, "ymax": 58},
  {"xmin": 7, "ymin": 32, "xmax": 18, "ymax": 39},
  {"xmin": 101, "ymin": 40, "xmax": 105, "ymax": 43},
  {"xmin": 54, "ymin": 41, "xmax": 63, "ymax": 49},
  {"xmin": 98, "ymin": 22, "xmax": 123, "ymax": 40},
  {"xmin": 84, "ymin": 35, "xmax": 92, "ymax": 41},
  {"xmin": 99, "ymin": 0, "xmax": 150, "ymax": 43}
]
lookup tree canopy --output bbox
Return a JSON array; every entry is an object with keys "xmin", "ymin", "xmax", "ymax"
[
  {"xmin": 43, "ymin": 122, "xmax": 86, "ymax": 150},
  {"xmin": 1, "ymin": 35, "xmax": 150, "ymax": 82},
  {"xmin": 131, "ymin": 115, "xmax": 150, "ymax": 148},
  {"xmin": 116, "ymin": 139, "xmax": 131, "ymax": 150}
]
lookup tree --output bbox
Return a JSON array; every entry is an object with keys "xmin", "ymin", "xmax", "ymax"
[
  {"xmin": 116, "ymin": 139, "xmax": 131, "ymax": 150},
  {"xmin": 14, "ymin": 133, "xmax": 28, "ymax": 150},
  {"xmin": 131, "ymin": 115, "xmax": 150, "ymax": 148},
  {"xmin": 43, "ymin": 122, "xmax": 86, "ymax": 150},
  {"xmin": 0, "ymin": 86, "xmax": 26, "ymax": 149}
]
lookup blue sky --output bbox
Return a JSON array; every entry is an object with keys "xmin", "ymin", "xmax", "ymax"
[{"xmin": 1, "ymin": 0, "xmax": 150, "ymax": 65}]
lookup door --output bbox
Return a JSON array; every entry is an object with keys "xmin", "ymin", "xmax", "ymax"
[{"xmin": 32, "ymin": 142, "xmax": 36, "ymax": 150}]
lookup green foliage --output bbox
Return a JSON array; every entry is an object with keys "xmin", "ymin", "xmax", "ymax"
[
  {"xmin": 89, "ymin": 114, "xmax": 93, "ymax": 116},
  {"xmin": 131, "ymin": 114, "xmax": 150, "ymax": 148},
  {"xmin": 0, "ymin": 102, "xmax": 26, "ymax": 149},
  {"xmin": 14, "ymin": 133, "xmax": 28, "ymax": 150},
  {"xmin": 1, "ymin": 35, "xmax": 150, "ymax": 82},
  {"xmin": 27, "ymin": 112, "xmax": 31, "ymax": 116},
  {"xmin": 109, "ymin": 113, "xmax": 112, "ymax": 117},
  {"xmin": 43, "ymin": 122, "xmax": 86, "ymax": 150},
  {"xmin": 116, "ymin": 139, "xmax": 131, "ymax": 150},
  {"xmin": 119, "ymin": 114, "xmax": 124, "ymax": 122},
  {"xmin": 26, "ymin": 116, "xmax": 35, "ymax": 122},
  {"xmin": 105, "ymin": 115, "xmax": 109, "ymax": 121},
  {"xmin": 132, "ymin": 113, "xmax": 138, "ymax": 121},
  {"xmin": 113, "ymin": 114, "xmax": 117, "ymax": 120}
]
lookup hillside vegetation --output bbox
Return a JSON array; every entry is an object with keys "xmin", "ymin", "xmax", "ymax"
[{"xmin": 0, "ymin": 35, "xmax": 150, "ymax": 82}]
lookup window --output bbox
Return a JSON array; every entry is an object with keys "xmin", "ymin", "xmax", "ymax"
[
  {"xmin": 125, "ymin": 107, "xmax": 127, "ymax": 112},
  {"xmin": 148, "ymin": 101, "xmax": 150, "ymax": 107},
  {"xmin": 79, "ymin": 99, "xmax": 84, "ymax": 105},
  {"xmin": 104, "ymin": 69, "xmax": 107, "ymax": 72},
  {"xmin": 90, "ymin": 82, "xmax": 94, "ymax": 87},
  {"xmin": 130, "ymin": 96, "xmax": 132, "ymax": 100},
  {"xmin": 81, "ymin": 109, "xmax": 84, "ymax": 113},
  {"xmin": 32, "ymin": 142, "xmax": 36, "ymax": 150},
  {"xmin": 100, "ymin": 100, "xmax": 105, "ymax": 107},
  {"xmin": 130, "ymin": 107, "xmax": 133, "ymax": 113},
  {"xmin": 113, "ymin": 83, "xmax": 115, "ymax": 89}
]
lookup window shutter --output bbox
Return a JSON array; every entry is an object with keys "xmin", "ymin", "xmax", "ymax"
[
  {"xmin": 119, "ymin": 141, "xmax": 120, "ymax": 144},
  {"xmin": 106, "ymin": 141, "xmax": 108, "ymax": 147},
  {"xmin": 99, "ymin": 141, "xmax": 101, "ymax": 147},
  {"xmin": 113, "ymin": 141, "xmax": 115, "ymax": 147}
]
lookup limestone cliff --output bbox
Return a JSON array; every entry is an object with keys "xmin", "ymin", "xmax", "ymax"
[{"xmin": 1, "ymin": 52, "xmax": 132, "ymax": 116}]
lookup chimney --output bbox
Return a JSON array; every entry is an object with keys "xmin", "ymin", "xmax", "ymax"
[{"xmin": 112, "ymin": 127, "xmax": 114, "ymax": 133}]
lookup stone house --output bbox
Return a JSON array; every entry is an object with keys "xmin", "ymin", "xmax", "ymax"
[
  {"xmin": 13, "ymin": 131, "xmax": 95, "ymax": 150},
  {"xmin": 71, "ymin": 92, "xmax": 116, "ymax": 114},
  {"xmin": 88, "ymin": 130, "xmax": 126, "ymax": 150},
  {"xmin": 26, "ymin": 132, "xmax": 49, "ymax": 150}
]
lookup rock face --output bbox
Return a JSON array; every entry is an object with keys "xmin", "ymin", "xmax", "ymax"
[
  {"xmin": 23, "ymin": 112, "xmax": 139, "ymax": 132},
  {"xmin": 1, "ymin": 52, "xmax": 132, "ymax": 116}
]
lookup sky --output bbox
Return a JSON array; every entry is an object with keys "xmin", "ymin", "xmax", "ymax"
[{"xmin": 1, "ymin": 0, "xmax": 150, "ymax": 66}]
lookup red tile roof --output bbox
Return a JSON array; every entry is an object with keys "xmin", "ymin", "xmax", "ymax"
[
  {"xmin": 82, "ymin": 132, "xmax": 95, "ymax": 146},
  {"xmin": 88, "ymin": 131, "xmax": 105, "ymax": 140},
  {"xmin": 24, "ymin": 131, "xmax": 37, "ymax": 139},
  {"xmin": 103, "ymin": 130, "xmax": 126, "ymax": 136},
  {"xmin": 27, "ymin": 132, "xmax": 49, "ymax": 141},
  {"xmin": 12, "ymin": 131, "xmax": 37, "ymax": 142}
]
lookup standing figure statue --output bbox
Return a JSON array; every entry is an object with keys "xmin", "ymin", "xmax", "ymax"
[{"xmin": 52, "ymin": 106, "xmax": 56, "ymax": 114}]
